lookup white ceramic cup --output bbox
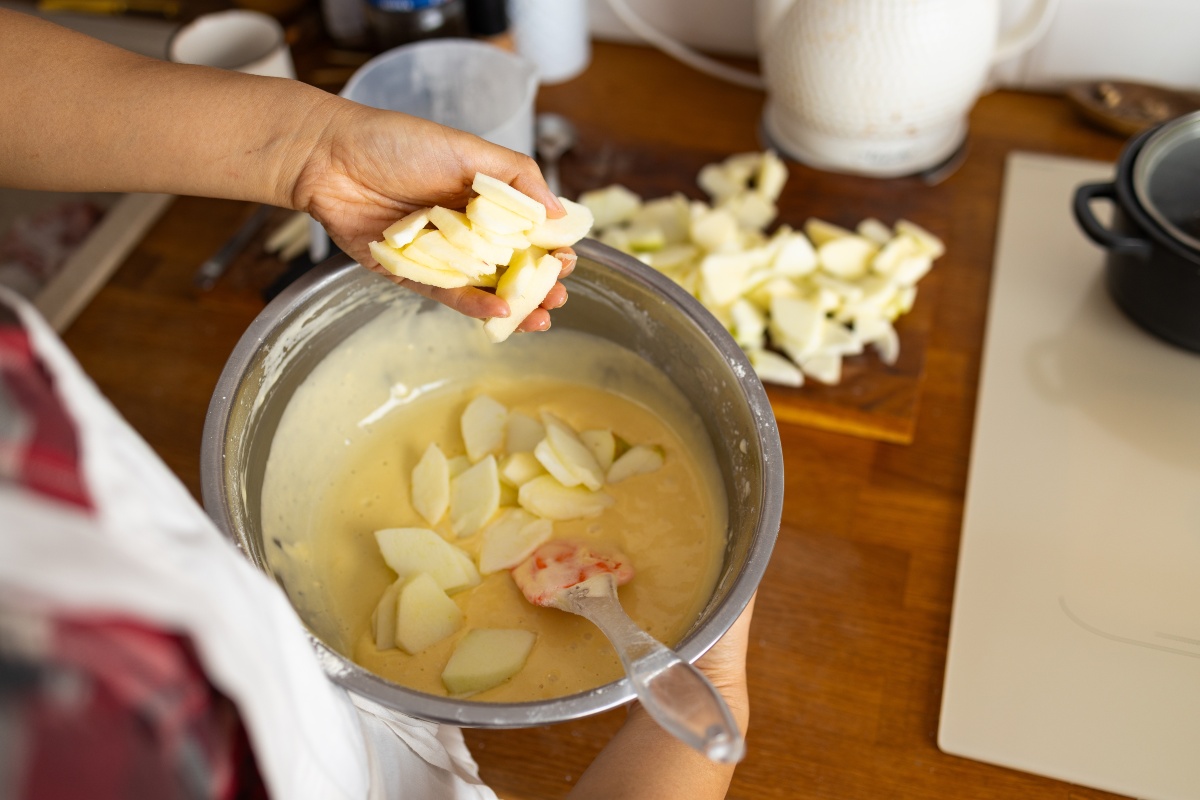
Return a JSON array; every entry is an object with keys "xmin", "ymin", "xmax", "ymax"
[{"xmin": 168, "ymin": 10, "xmax": 296, "ymax": 79}]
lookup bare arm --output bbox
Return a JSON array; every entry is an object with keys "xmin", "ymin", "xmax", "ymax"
[
  {"xmin": 0, "ymin": 9, "xmax": 570, "ymax": 328},
  {"xmin": 568, "ymin": 596, "xmax": 754, "ymax": 800}
]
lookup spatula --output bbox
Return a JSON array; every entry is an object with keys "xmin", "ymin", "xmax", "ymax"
[{"xmin": 511, "ymin": 540, "xmax": 746, "ymax": 763}]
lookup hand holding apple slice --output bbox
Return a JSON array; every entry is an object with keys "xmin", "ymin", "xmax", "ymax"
[{"xmin": 482, "ymin": 249, "xmax": 563, "ymax": 343}]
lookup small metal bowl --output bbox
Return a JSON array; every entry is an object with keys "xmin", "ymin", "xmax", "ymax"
[{"xmin": 200, "ymin": 239, "xmax": 783, "ymax": 727}]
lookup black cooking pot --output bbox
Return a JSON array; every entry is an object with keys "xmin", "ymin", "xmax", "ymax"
[{"xmin": 1074, "ymin": 111, "xmax": 1200, "ymax": 354}]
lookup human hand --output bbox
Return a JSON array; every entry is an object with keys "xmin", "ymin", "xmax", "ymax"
[
  {"xmin": 290, "ymin": 100, "xmax": 575, "ymax": 332},
  {"xmin": 693, "ymin": 593, "xmax": 755, "ymax": 732}
]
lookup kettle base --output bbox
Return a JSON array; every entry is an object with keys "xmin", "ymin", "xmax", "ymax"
[{"xmin": 761, "ymin": 101, "xmax": 967, "ymax": 179}]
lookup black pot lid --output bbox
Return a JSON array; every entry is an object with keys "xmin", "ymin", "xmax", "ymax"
[{"xmin": 1133, "ymin": 110, "xmax": 1200, "ymax": 252}]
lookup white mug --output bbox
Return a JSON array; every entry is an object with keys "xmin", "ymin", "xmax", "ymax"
[
  {"xmin": 756, "ymin": 0, "xmax": 1058, "ymax": 177},
  {"xmin": 509, "ymin": 0, "xmax": 591, "ymax": 85},
  {"xmin": 168, "ymin": 10, "xmax": 296, "ymax": 80}
]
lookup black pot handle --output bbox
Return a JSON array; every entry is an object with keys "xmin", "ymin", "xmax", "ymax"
[{"xmin": 1073, "ymin": 182, "xmax": 1153, "ymax": 260}]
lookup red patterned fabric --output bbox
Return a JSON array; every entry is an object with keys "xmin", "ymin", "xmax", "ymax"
[{"xmin": 0, "ymin": 316, "xmax": 91, "ymax": 510}]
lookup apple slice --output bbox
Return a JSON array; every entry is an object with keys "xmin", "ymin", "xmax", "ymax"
[
  {"xmin": 441, "ymin": 628, "xmax": 537, "ymax": 695},
  {"xmin": 447, "ymin": 455, "xmax": 472, "ymax": 479},
  {"xmin": 748, "ymin": 348, "xmax": 804, "ymax": 387},
  {"xmin": 461, "ymin": 395, "xmax": 508, "ymax": 463},
  {"xmin": 533, "ymin": 438, "xmax": 581, "ymax": 487},
  {"xmin": 428, "ymin": 205, "xmax": 513, "ymax": 266},
  {"xmin": 578, "ymin": 184, "xmax": 641, "ymax": 229},
  {"xmin": 475, "ymin": 226, "xmax": 532, "ymax": 250},
  {"xmin": 895, "ymin": 219, "xmax": 945, "ymax": 258},
  {"xmin": 606, "ymin": 444, "xmax": 665, "ymax": 483},
  {"xmin": 369, "ymin": 241, "xmax": 468, "ymax": 289},
  {"xmin": 856, "ymin": 217, "xmax": 893, "ymax": 246},
  {"xmin": 449, "ymin": 455, "xmax": 500, "ymax": 537},
  {"xmin": 405, "ymin": 229, "xmax": 494, "ymax": 278},
  {"xmin": 499, "ymin": 452, "xmax": 545, "ymax": 487},
  {"xmin": 471, "ymin": 173, "xmax": 547, "ymax": 225},
  {"xmin": 817, "ymin": 235, "xmax": 876, "ymax": 280},
  {"xmin": 451, "ymin": 546, "xmax": 482, "ymax": 591},
  {"xmin": 371, "ymin": 578, "xmax": 405, "ymax": 651},
  {"xmin": 411, "ymin": 442, "xmax": 449, "ymax": 526},
  {"xmin": 525, "ymin": 197, "xmax": 594, "ymax": 249},
  {"xmin": 482, "ymin": 251, "xmax": 562, "ymax": 344},
  {"xmin": 478, "ymin": 508, "xmax": 553, "ymax": 574},
  {"xmin": 804, "ymin": 217, "xmax": 854, "ymax": 247},
  {"xmin": 518, "ymin": 475, "xmax": 613, "ymax": 520},
  {"xmin": 755, "ymin": 150, "xmax": 788, "ymax": 202},
  {"xmin": 466, "ymin": 195, "xmax": 536, "ymax": 236},
  {"xmin": 541, "ymin": 411, "xmax": 605, "ymax": 490},
  {"xmin": 505, "ymin": 411, "xmax": 545, "ymax": 454},
  {"xmin": 383, "ymin": 208, "xmax": 430, "ymax": 248},
  {"xmin": 374, "ymin": 527, "xmax": 474, "ymax": 593},
  {"xmin": 395, "ymin": 573, "xmax": 463, "ymax": 654},
  {"xmin": 579, "ymin": 429, "xmax": 615, "ymax": 473}
]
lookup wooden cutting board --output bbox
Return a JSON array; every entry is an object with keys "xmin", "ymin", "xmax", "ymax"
[{"xmin": 561, "ymin": 135, "xmax": 947, "ymax": 445}]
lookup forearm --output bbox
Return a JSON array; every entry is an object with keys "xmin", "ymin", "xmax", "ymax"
[
  {"xmin": 567, "ymin": 703, "xmax": 748, "ymax": 800},
  {"xmin": 0, "ymin": 9, "xmax": 335, "ymax": 207}
]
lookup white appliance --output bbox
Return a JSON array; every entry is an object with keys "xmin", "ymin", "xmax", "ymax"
[
  {"xmin": 589, "ymin": 0, "xmax": 1200, "ymax": 91},
  {"xmin": 938, "ymin": 152, "xmax": 1200, "ymax": 799}
]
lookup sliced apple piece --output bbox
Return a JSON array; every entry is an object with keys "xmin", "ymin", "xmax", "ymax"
[
  {"xmin": 405, "ymin": 229, "xmax": 494, "ymax": 278},
  {"xmin": 447, "ymin": 455, "xmax": 472, "ymax": 479},
  {"xmin": 800, "ymin": 351, "xmax": 843, "ymax": 385},
  {"xmin": 428, "ymin": 205, "xmax": 513, "ymax": 266},
  {"xmin": 482, "ymin": 251, "xmax": 561, "ymax": 344},
  {"xmin": 768, "ymin": 295, "xmax": 824, "ymax": 361},
  {"xmin": 371, "ymin": 578, "xmax": 405, "ymax": 651},
  {"xmin": 478, "ymin": 508, "xmax": 553, "ymax": 574},
  {"xmin": 579, "ymin": 429, "xmax": 615, "ymax": 473},
  {"xmin": 606, "ymin": 444, "xmax": 665, "ymax": 483},
  {"xmin": 395, "ymin": 573, "xmax": 463, "ymax": 655},
  {"xmin": 441, "ymin": 628, "xmax": 537, "ymax": 695},
  {"xmin": 699, "ymin": 251, "xmax": 755, "ymax": 307},
  {"xmin": 755, "ymin": 150, "xmax": 788, "ymax": 202},
  {"xmin": 471, "ymin": 173, "xmax": 547, "ymax": 225},
  {"xmin": 525, "ymin": 197, "xmax": 594, "ymax": 250},
  {"xmin": 894, "ymin": 219, "xmax": 946, "ymax": 258},
  {"xmin": 476, "ymin": 226, "xmax": 532, "ymax": 250},
  {"xmin": 411, "ymin": 442, "xmax": 449, "ymax": 526},
  {"xmin": 461, "ymin": 394, "xmax": 508, "ymax": 463},
  {"xmin": 720, "ymin": 192, "xmax": 777, "ymax": 232},
  {"xmin": 769, "ymin": 229, "xmax": 817, "ymax": 277},
  {"xmin": 533, "ymin": 438, "xmax": 581, "ymax": 487},
  {"xmin": 856, "ymin": 217, "xmax": 893, "ymax": 246},
  {"xmin": 505, "ymin": 411, "xmax": 545, "ymax": 454},
  {"xmin": 449, "ymin": 455, "xmax": 500, "ymax": 537},
  {"xmin": 369, "ymin": 240, "xmax": 468, "ymax": 289},
  {"xmin": 804, "ymin": 217, "xmax": 854, "ymax": 247},
  {"xmin": 541, "ymin": 411, "xmax": 605, "ymax": 490},
  {"xmin": 451, "ymin": 546, "xmax": 482, "ymax": 591},
  {"xmin": 690, "ymin": 206, "xmax": 739, "ymax": 252},
  {"xmin": 499, "ymin": 451, "xmax": 545, "ymax": 487},
  {"xmin": 817, "ymin": 235, "xmax": 876, "ymax": 280},
  {"xmin": 374, "ymin": 527, "xmax": 474, "ymax": 593},
  {"xmin": 466, "ymin": 195, "xmax": 536, "ymax": 236},
  {"xmin": 578, "ymin": 184, "xmax": 641, "ymax": 229},
  {"xmin": 518, "ymin": 475, "xmax": 614, "ymax": 520},
  {"xmin": 383, "ymin": 208, "xmax": 430, "ymax": 248},
  {"xmin": 748, "ymin": 348, "xmax": 804, "ymax": 387}
]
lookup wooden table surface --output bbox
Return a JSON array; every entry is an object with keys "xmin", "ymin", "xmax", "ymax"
[{"xmin": 61, "ymin": 41, "xmax": 1134, "ymax": 800}]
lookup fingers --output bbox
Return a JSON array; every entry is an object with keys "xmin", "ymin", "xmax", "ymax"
[{"xmin": 552, "ymin": 247, "xmax": 576, "ymax": 278}]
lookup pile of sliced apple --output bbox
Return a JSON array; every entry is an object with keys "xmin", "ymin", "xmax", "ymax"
[
  {"xmin": 578, "ymin": 152, "xmax": 945, "ymax": 386},
  {"xmin": 366, "ymin": 393, "xmax": 664, "ymax": 695},
  {"xmin": 368, "ymin": 173, "xmax": 594, "ymax": 343}
]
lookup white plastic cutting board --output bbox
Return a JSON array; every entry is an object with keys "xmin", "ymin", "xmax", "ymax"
[{"xmin": 939, "ymin": 152, "xmax": 1200, "ymax": 800}]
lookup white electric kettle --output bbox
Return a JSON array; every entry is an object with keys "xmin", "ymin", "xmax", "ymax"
[
  {"xmin": 756, "ymin": 0, "xmax": 1059, "ymax": 177},
  {"xmin": 606, "ymin": 0, "xmax": 1058, "ymax": 178}
]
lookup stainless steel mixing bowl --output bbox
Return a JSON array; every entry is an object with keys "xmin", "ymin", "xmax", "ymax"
[{"xmin": 200, "ymin": 239, "xmax": 783, "ymax": 727}]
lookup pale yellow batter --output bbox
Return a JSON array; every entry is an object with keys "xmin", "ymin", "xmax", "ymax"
[{"xmin": 261, "ymin": 299, "xmax": 727, "ymax": 702}]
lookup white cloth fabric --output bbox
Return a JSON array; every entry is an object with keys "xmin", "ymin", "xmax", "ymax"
[{"xmin": 0, "ymin": 289, "xmax": 497, "ymax": 800}]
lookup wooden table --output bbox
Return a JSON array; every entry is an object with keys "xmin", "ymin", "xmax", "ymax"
[{"xmin": 61, "ymin": 41, "xmax": 1132, "ymax": 800}]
